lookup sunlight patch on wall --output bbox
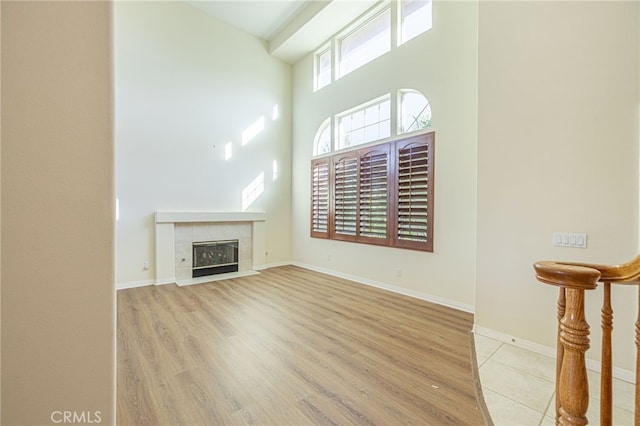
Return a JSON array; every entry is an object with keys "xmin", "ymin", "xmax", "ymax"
[
  {"xmin": 272, "ymin": 160, "xmax": 278, "ymax": 181},
  {"xmin": 242, "ymin": 116, "xmax": 265, "ymax": 145},
  {"xmin": 242, "ymin": 172, "xmax": 264, "ymax": 211},
  {"xmin": 116, "ymin": 197, "xmax": 120, "ymax": 221},
  {"xmin": 272, "ymin": 104, "xmax": 279, "ymax": 120},
  {"xmin": 225, "ymin": 142, "xmax": 233, "ymax": 161}
]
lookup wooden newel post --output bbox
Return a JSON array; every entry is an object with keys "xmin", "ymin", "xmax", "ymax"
[
  {"xmin": 558, "ymin": 288, "xmax": 590, "ymax": 426},
  {"xmin": 534, "ymin": 261, "xmax": 601, "ymax": 426}
]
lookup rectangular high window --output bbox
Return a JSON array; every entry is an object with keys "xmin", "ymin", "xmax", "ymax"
[
  {"xmin": 310, "ymin": 132, "xmax": 434, "ymax": 251},
  {"xmin": 313, "ymin": 0, "xmax": 432, "ymax": 89},
  {"xmin": 399, "ymin": 0, "xmax": 432, "ymax": 45},
  {"xmin": 314, "ymin": 45, "xmax": 332, "ymax": 91},
  {"xmin": 337, "ymin": 7, "xmax": 391, "ymax": 78}
]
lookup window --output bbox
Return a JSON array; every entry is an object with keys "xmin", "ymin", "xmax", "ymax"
[
  {"xmin": 338, "ymin": 7, "xmax": 391, "ymax": 78},
  {"xmin": 313, "ymin": 89, "xmax": 431, "ymax": 157},
  {"xmin": 315, "ymin": 45, "xmax": 332, "ymax": 91},
  {"xmin": 310, "ymin": 132, "xmax": 434, "ymax": 251},
  {"xmin": 398, "ymin": 0, "xmax": 432, "ymax": 45},
  {"xmin": 399, "ymin": 89, "xmax": 432, "ymax": 134},
  {"xmin": 313, "ymin": 118, "xmax": 332, "ymax": 156},
  {"xmin": 337, "ymin": 95, "xmax": 391, "ymax": 150},
  {"xmin": 313, "ymin": 0, "xmax": 433, "ymax": 90}
]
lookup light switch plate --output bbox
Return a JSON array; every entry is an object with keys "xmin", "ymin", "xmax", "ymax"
[{"xmin": 553, "ymin": 232, "xmax": 587, "ymax": 248}]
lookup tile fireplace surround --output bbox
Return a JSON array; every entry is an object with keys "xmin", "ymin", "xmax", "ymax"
[{"xmin": 154, "ymin": 212, "xmax": 267, "ymax": 286}]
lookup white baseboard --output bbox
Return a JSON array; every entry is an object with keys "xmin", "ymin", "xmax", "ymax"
[
  {"xmin": 176, "ymin": 270, "xmax": 260, "ymax": 286},
  {"xmin": 117, "ymin": 279, "xmax": 156, "ymax": 290},
  {"xmin": 155, "ymin": 277, "xmax": 175, "ymax": 286},
  {"xmin": 473, "ymin": 325, "xmax": 557, "ymax": 358},
  {"xmin": 258, "ymin": 260, "xmax": 293, "ymax": 270},
  {"xmin": 291, "ymin": 261, "xmax": 475, "ymax": 313},
  {"xmin": 473, "ymin": 325, "xmax": 636, "ymax": 384}
]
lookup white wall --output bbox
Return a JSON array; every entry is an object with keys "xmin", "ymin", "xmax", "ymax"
[
  {"xmin": 115, "ymin": 1, "xmax": 293, "ymax": 286},
  {"xmin": 291, "ymin": 2, "xmax": 478, "ymax": 310},
  {"xmin": 476, "ymin": 1, "xmax": 640, "ymax": 372},
  {"xmin": 2, "ymin": 2, "xmax": 115, "ymax": 423}
]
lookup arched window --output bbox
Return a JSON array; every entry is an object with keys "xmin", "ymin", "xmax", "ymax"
[
  {"xmin": 313, "ymin": 118, "xmax": 332, "ymax": 156},
  {"xmin": 312, "ymin": 89, "xmax": 432, "ymax": 158},
  {"xmin": 398, "ymin": 89, "xmax": 431, "ymax": 134}
]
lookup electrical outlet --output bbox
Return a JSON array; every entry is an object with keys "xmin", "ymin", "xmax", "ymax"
[
  {"xmin": 395, "ymin": 268, "xmax": 402, "ymax": 277},
  {"xmin": 143, "ymin": 260, "xmax": 150, "ymax": 270}
]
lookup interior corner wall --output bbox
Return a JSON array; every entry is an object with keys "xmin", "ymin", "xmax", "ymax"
[
  {"xmin": 1, "ymin": 1, "xmax": 115, "ymax": 424},
  {"xmin": 114, "ymin": 1, "xmax": 292, "ymax": 287},
  {"xmin": 291, "ymin": 1, "xmax": 478, "ymax": 309},
  {"xmin": 476, "ymin": 1, "xmax": 640, "ymax": 372}
]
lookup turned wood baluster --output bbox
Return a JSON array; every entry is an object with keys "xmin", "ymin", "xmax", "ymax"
[
  {"xmin": 558, "ymin": 288, "xmax": 591, "ymax": 426},
  {"xmin": 601, "ymin": 282, "xmax": 613, "ymax": 426},
  {"xmin": 535, "ymin": 257, "xmax": 640, "ymax": 425},
  {"xmin": 556, "ymin": 287, "xmax": 566, "ymax": 424},
  {"xmin": 636, "ymin": 287, "xmax": 640, "ymax": 426}
]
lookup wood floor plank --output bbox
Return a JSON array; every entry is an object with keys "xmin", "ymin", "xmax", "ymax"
[{"xmin": 117, "ymin": 265, "xmax": 486, "ymax": 425}]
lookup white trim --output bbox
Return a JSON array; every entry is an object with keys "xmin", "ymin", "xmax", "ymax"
[
  {"xmin": 155, "ymin": 277, "xmax": 176, "ymax": 286},
  {"xmin": 473, "ymin": 325, "xmax": 636, "ymax": 384},
  {"xmin": 155, "ymin": 211, "xmax": 266, "ymax": 223},
  {"xmin": 292, "ymin": 261, "xmax": 474, "ymax": 313},
  {"xmin": 473, "ymin": 325, "xmax": 556, "ymax": 358},
  {"xmin": 117, "ymin": 279, "xmax": 156, "ymax": 290},
  {"xmin": 176, "ymin": 270, "xmax": 260, "ymax": 287},
  {"xmin": 260, "ymin": 260, "xmax": 293, "ymax": 270}
]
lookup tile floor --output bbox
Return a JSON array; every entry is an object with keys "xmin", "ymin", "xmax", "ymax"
[{"xmin": 474, "ymin": 334, "xmax": 635, "ymax": 425}]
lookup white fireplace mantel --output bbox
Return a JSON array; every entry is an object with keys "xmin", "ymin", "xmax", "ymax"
[
  {"xmin": 154, "ymin": 211, "xmax": 267, "ymax": 285},
  {"xmin": 155, "ymin": 211, "xmax": 266, "ymax": 224}
]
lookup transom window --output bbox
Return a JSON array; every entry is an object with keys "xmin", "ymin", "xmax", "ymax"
[
  {"xmin": 313, "ymin": 90, "xmax": 431, "ymax": 157},
  {"xmin": 313, "ymin": 118, "xmax": 332, "ymax": 156},
  {"xmin": 337, "ymin": 95, "xmax": 391, "ymax": 150},
  {"xmin": 313, "ymin": 0, "xmax": 433, "ymax": 91},
  {"xmin": 399, "ymin": 0, "xmax": 432, "ymax": 45},
  {"xmin": 399, "ymin": 89, "xmax": 432, "ymax": 134},
  {"xmin": 315, "ymin": 45, "xmax": 332, "ymax": 91},
  {"xmin": 338, "ymin": 7, "xmax": 391, "ymax": 78}
]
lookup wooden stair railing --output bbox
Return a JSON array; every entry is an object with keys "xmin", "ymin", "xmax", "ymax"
[{"xmin": 534, "ymin": 255, "xmax": 640, "ymax": 426}]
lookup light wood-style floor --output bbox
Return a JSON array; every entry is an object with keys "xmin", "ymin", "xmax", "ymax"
[{"xmin": 117, "ymin": 265, "xmax": 487, "ymax": 425}]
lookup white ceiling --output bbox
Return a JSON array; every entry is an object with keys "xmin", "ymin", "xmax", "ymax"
[
  {"xmin": 186, "ymin": 0, "xmax": 313, "ymax": 41},
  {"xmin": 184, "ymin": 0, "xmax": 377, "ymax": 63}
]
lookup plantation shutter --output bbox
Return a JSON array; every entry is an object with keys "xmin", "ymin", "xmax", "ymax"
[
  {"xmin": 334, "ymin": 154, "xmax": 358, "ymax": 240},
  {"xmin": 310, "ymin": 159, "xmax": 330, "ymax": 238},
  {"xmin": 395, "ymin": 134, "xmax": 434, "ymax": 251},
  {"xmin": 359, "ymin": 146, "xmax": 389, "ymax": 242}
]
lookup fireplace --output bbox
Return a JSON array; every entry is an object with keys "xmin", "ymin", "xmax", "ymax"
[{"xmin": 192, "ymin": 240, "xmax": 239, "ymax": 278}]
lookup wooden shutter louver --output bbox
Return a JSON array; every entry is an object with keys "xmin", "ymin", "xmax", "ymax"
[
  {"xmin": 395, "ymin": 134, "xmax": 434, "ymax": 251},
  {"xmin": 359, "ymin": 148, "xmax": 389, "ymax": 241},
  {"xmin": 334, "ymin": 156, "xmax": 358, "ymax": 239},
  {"xmin": 310, "ymin": 131, "xmax": 434, "ymax": 252},
  {"xmin": 311, "ymin": 160, "xmax": 330, "ymax": 238}
]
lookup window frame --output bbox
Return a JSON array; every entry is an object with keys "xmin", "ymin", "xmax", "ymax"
[
  {"xmin": 397, "ymin": 0, "xmax": 433, "ymax": 46},
  {"xmin": 310, "ymin": 131, "xmax": 434, "ymax": 252},
  {"xmin": 336, "ymin": 94, "xmax": 391, "ymax": 151},
  {"xmin": 398, "ymin": 89, "xmax": 432, "ymax": 135},
  {"xmin": 312, "ymin": 0, "xmax": 433, "ymax": 90},
  {"xmin": 336, "ymin": 3, "xmax": 391, "ymax": 79},
  {"xmin": 314, "ymin": 43, "xmax": 332, "ymax": 92}
]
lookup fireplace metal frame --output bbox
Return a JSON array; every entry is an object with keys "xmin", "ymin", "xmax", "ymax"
[{"xmin": 192, "ymin": 239, "xmax": 239, "ymax": 278}]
